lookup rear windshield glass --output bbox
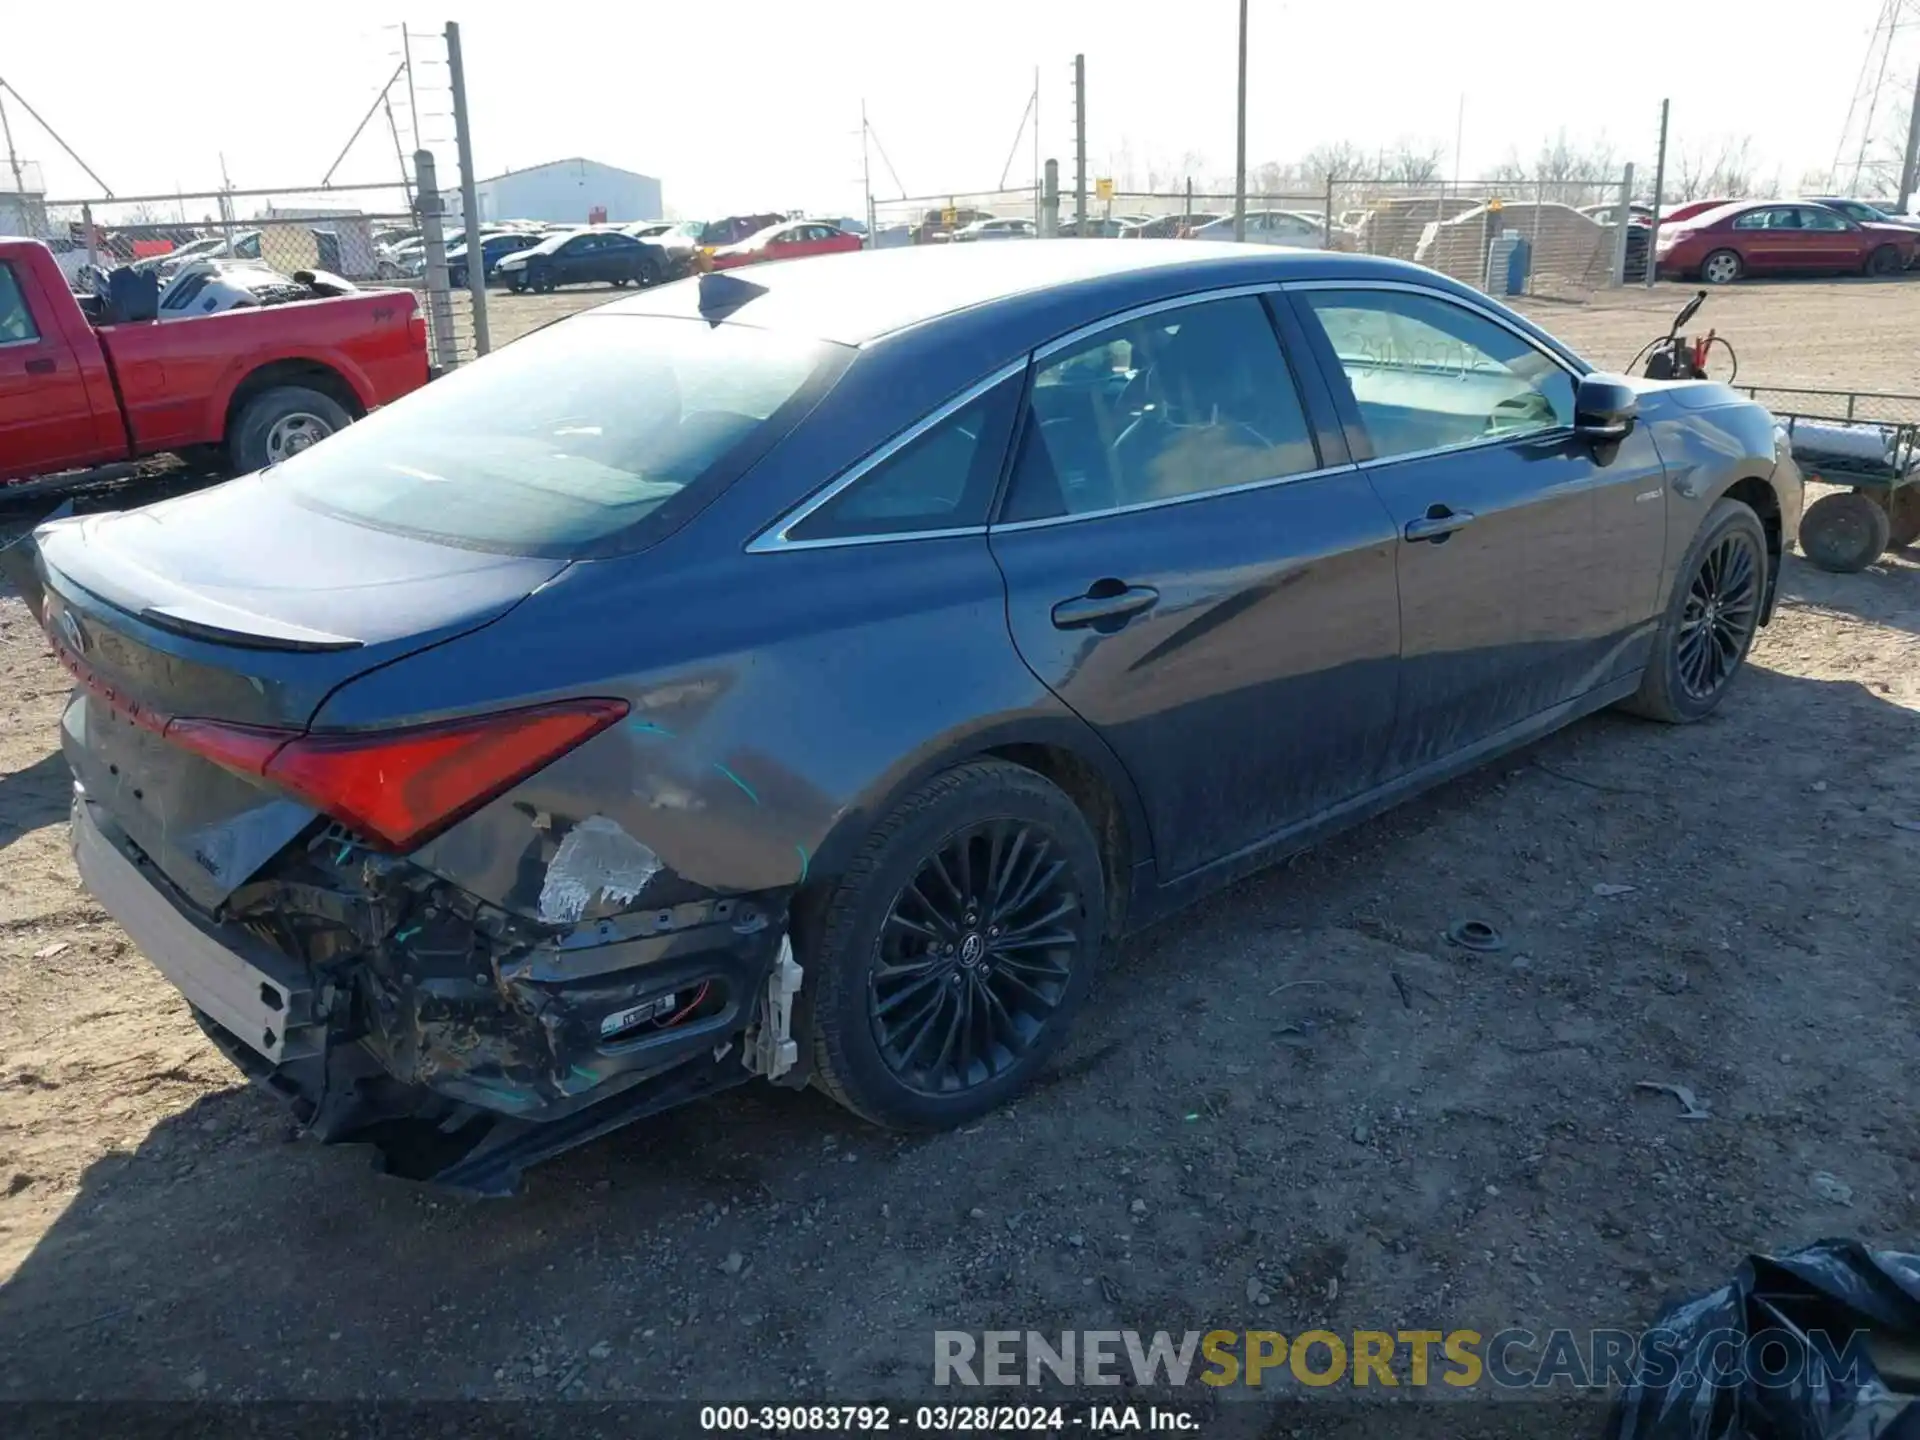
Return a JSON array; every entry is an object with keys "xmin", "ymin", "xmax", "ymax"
[{"xmin": 280, "ymin": 314, "xmax": 841, "ymax": 554}]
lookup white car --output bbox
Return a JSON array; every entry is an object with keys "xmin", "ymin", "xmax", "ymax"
[
  {"xmin": 951, "ymin": 217, "xmax": 1036, "ymax": 242},
  {"xmin": 1188, "ymin": 210, "xmax": 1327, "ymax": 248}
]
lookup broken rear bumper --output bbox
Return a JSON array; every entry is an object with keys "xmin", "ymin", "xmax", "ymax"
[{"xmin": 72, "ymin": 795, "xmax": 792, "ymax": 1193}]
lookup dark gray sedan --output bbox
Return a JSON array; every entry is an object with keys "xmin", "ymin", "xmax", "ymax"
[{"xmin": 14, "ymin": 242, "xmax": 1801, "ymax": 1191}]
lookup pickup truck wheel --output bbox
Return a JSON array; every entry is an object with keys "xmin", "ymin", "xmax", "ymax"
[{"xmin": 230, "ymin": 386, "xmax": 352, "ymax": 474}]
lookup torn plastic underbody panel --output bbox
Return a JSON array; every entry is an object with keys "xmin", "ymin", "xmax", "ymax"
[{"xmin": 95, "ymin": 805, "xmax": 798, "ymax": 1195}]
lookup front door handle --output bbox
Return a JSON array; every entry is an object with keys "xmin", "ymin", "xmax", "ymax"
[
  {"xmin": 1403, "ymin": 505, "xmax": 1476, "ymax": 543},
  {"xmin": 25, "ymin": 357, "xmax": 55, "ymax": 375},
  {"xmin": 1051, "ymin": 583, "xmax": 1160, "ymax": 630}
]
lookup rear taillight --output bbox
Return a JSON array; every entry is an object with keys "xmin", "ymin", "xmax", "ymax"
[
  {"xmin": 164, "ymin": 699, "xmax": 628, "ymax": 852},
  {"xmin": 409, "ymin": 311, "xmax": 428, "ymax": 350}
]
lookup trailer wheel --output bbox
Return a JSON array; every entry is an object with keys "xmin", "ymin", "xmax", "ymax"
[
  {"xmin": 1799, "ymin": 489, "xmax": 1891, "ymax": 573},
  {"xmin": 229, "ymin": 386, "xmax": 352, "ymax": 475},
  {"xmin": 1884, "ymin": 487, "xmax": 1920, "ymax": 549}
]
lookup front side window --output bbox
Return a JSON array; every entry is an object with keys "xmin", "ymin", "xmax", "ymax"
[
  {"xmin": 1300, "ymin": 288, "xmax": 1575, "ymax": 460},
  {"xmin": 1801, "ymin": 207, "xmax": 1850, "ymax": 232},
  {"xmin": 784, "ymin": 378, "xmax": 1018, "ymax": 542},
  {"xmin": 0, "ymin": 263, "xmax": 38, "ymax": 343},
  {"xmin": 282, "ymin": 314, "xmax": 842, "ymax": 555},
  {"xmin": 1002, "ymin": 294, "xmax": 1320, "ymax": 522}
]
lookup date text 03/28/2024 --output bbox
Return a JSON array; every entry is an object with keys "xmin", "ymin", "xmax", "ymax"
[{"xmin": 699, "ymin": 1404, "xmax": 1199, "ymax": 1432}]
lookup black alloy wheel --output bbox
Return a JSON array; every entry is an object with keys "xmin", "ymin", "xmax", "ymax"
[
  {"xmin": 869, "ymin": 820, "xmax": 1081, "ymax": 1095},
  {"xmin": 1621, "ymin": 497, "xmax": 1769, "ymax": 724},
  {"xmin": 807, "ymin": 760, "xmax": 1104, "ymax": 1130},
  {"xmin": 1674, "ymin": 528, "xmax": 1761, "ymax": 702}
]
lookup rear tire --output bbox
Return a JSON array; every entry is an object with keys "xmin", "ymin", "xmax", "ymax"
[
  {"xmin": 1701, "ymin": 249, "xmax": 1743, "ymax": 285},
  {"xmin": 1800, "ymin": 489, "xmax": 1891, "ymax": 572},
  {"xmin": 1622, "ymin": 498, "xmax": 1768, "ymax": 723},
  {"xmin": 228, "ymin": 385, "xmax": 352, "ymax": 475},
  {"xmin": 807, "ymin": 761, "xmax": 1106, "ymax": 1131}
]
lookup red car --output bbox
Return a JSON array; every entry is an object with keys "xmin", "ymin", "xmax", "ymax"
[
  {"xmin": 709, "ymin": 220, "xmax": 863, "ymax": 270},
  {"xmin": 1656, "ymin": 201, "xmax": 1919, "ymax": 284},
  {"xmin": 1660, "ymin": 198, "xmax": 1738, "ymax": 226}
]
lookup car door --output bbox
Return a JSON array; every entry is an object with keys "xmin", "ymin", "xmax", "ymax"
[
  {"xmin": 556, "ymin": 234, "xmax": 596, "ymax": 283},
  {"xmin": 989, "ymin": 290, "xmax": 1402, "ymax": 882},
  {"xmin": 0, "ymin": 258, "xmax": 101, "ymax": 479},
  {"xmin": 601, "ymin": 234, "xmax": 641, "ymax": 280},
  {"xmin": 1288, "ymin": 281, "xmax": 1665, "ymax": 776},
  {"xmin": 1797, "ymin": 206, "xmax": 1860, "ymax": 269}
]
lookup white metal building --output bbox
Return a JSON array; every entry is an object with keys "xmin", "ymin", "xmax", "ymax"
[{"xmin": 474, "ymin": 159, "xmax": 662, "ymax": 225}]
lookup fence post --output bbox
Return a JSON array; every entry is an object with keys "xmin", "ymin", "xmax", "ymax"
[
  {"xmin": 1612, "ymin": 164, "xmax": 1635, "ymax": 285},
  {"xmin": 1324, "ymin": 174, "xmax": 1334, "ymax": 246},
  {"xmin": 445, "ymin": 21, "xmax": 491, "ymax": 357},
  {"xmin": 1042, "ymin": 159, "xmax": 1059, "ymax": 238},
  {"xmin": 414, "ymin": 149, "xmax": 459, "ymax": 375},
  {"xmin": 82, "ymin": 203, "xmax": 97, "ymax": 274},
  {"xmin": 1528, "ymin": 178, "xmax": 1543, "ymax": 296}
]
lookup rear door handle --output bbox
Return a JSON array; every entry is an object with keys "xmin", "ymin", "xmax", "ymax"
[
  {"xmin": 25, "ymin": 357, "xmax": 55, "ymax": 375},
  {"xmin": 1403, "ymin": 506, "xmax": 1476, "ymax": 543},
  {"xmin": 1051, "ymin": 583, "xmax": 1160, "ymax": 630}
]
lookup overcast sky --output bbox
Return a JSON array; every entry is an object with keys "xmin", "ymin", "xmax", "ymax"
[{"xmin": 4, "ymin": 1, "xmax": 1903, "ymax": 218}]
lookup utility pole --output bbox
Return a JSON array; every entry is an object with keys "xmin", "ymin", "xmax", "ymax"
[
  {"xmin": 1644, "ymin": 98, "xmax": 1669, "ymax": 290},
  {"xmin": 1072, "ymin": 54, "xmax": 1087, "ymax": 237},
  {"xmin": 445, "ymin": 21, "xmax": 489, "ymax": 356},
  {"xmin": 401, "ymin": 28, "xmax": 421, "ymax": 150},
  {"xmin": 861, "ymin": 101, "xmax": 874, "ymax": 237},
  {"xmin": 1900, "ymin": 61, "xmax": 1920, "ymax": 214},
  {"xmin": 0, "ymin": 86, "xmax": 25, "ymax": 210},
  {"xmin": 1234, "ymin": 0, "xmax": 1249, "ymax": 242}
]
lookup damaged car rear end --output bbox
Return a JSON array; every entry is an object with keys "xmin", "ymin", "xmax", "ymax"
[{"xmin": 27, "ymin": 310, "xmax": 847, "ymax": 1193}]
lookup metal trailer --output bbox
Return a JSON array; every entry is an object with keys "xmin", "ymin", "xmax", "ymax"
[{"xmin": 1740, "ymin": 385, "xmax": 1920, "ymax": 573}]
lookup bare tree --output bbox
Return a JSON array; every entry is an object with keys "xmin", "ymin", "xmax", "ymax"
[
  {"xmin": 1382, "ymin": 140, "xmax": 1444, "ymax": 185},
  {"xmin": 1671, "ymin": 135, "xmax": 1763, "ymax": 202},
  {"xmin": 1303, "ymin": 140, "xmax": 1367, "ymax": 184}
]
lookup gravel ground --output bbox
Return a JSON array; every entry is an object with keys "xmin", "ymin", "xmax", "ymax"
[{"xmin": 2, "ymin": 274, "xmax": 1917, "ymax": 1432}]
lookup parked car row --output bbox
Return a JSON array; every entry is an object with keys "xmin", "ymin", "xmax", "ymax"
[{"xmin": 1654, "ymin": 198, "xmax": 1920, "ymax": 283}]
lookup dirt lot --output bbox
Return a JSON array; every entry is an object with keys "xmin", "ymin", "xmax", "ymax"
[{"xmin": 2, "ymin": 276, "xmax": 1918, "ymax": 1429}]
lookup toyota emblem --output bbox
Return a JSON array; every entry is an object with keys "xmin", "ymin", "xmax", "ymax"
[
  {"xmin": 959, "ymin": 932, "xmax": 985, "ymax": 964},
  {"xmin": 56, "ymin": 608, "xmax": 85, "ymax": 655}
]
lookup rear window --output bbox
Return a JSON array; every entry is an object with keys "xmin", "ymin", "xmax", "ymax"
[{"xmin": 281, "ymin": 314, "xmax": 843, "ymax": 555}]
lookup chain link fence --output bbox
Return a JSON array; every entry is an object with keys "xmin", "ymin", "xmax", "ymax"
[
  {"xmin": 863, "ymin": 174, "xmax": 1639, "ymax": 301},
  {"xmin": 26, "ymin": 163, "xmax": 478, "ymax": 368},
  {"xmin": 1329, "ymin": 177, "xmax": 1640, "ymax": 298}
]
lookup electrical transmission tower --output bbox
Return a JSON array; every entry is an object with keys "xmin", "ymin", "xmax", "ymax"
[{"xmin": 1830, "ymin": 0, "xmax": 1920, "ymax": 200}]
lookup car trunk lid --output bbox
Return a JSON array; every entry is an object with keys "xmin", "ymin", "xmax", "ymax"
[{"xmin": 25, "ymin": 478, "xmax": 567, "ymax": 909}]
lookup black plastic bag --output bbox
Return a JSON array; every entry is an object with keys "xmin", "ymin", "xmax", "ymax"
[{"xmin": 1608, "ymin": 1240, "xmax": 1920, "ymax": 1440}]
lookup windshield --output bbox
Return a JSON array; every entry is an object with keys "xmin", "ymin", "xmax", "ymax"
[{"xmin": 280, "ymin": 315, "xmax": 845, "ymax": 555}]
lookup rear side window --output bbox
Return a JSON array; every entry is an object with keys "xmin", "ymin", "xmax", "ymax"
[
  {"xmin": 785, "ymin": 377, "xmax": 1019, "ymax": 542},
  {"xmin": 1001, "ymin": 294, "xmax": 1320, "ymax": 522},
  {"xmin": 0, "ymin": 264, "xmax": 38, "ymax": 343},
  {"xmin": 281, "ymin": 314, "xmax": 844, "ymax": 555}
]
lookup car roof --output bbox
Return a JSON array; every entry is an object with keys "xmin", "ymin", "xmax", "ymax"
[{"xmin": 599, "ymin": 240, "xmax": 1497, "ymax": 347}]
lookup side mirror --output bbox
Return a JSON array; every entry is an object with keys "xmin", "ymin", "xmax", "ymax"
[{"xmin": 1575, "ymin": 374, "xmax": 1639, "ymax": 443}]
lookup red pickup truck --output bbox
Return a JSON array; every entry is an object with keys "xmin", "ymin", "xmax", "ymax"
[{"xmin": 1, "ymin": 237, "xmax": 428, "ymax": 485}]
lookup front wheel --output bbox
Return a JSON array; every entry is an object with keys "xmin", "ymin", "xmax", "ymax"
[
  {"xmin": 1701, "ymin": 249, "xmax": 1743, "ymax": 285},
  {"xmin": 1621, "ymin": 498, "xmax": 1768, "ymax": 723},
  {"xmin": 807, "ymin": 761, "xmax": 1106, "ymax": 1130},
  {"xmin": 1867, "ymin": 245, "xmax": 1903, "ymax": 277}
]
